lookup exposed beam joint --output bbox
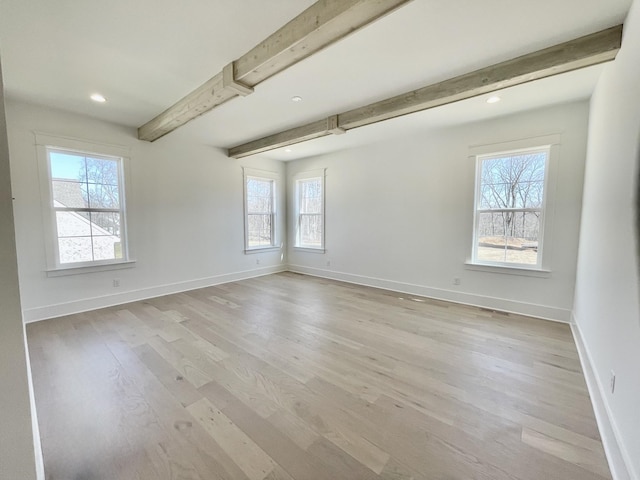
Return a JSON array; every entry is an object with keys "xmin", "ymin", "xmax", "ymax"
[
  {"xmin": 227, "ymin": 25, "xmax": 623, "ymax": 159},
  {"xmin": 327, "ymin": 115, "xmax": 345, "ymax": 135},
  {"xmin": 138, "ymin": 0, "xmax": 414, "ymax": 142},
  {"xmin": 222, "ymin": 62, "xmax": 254, "ymax": 97}
]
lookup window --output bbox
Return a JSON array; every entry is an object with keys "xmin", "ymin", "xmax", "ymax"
[
  {"xmin": 472, "ymin": 146, "xmax": 549, "ymax": 268},
  {"xmin": 36, "ymin": 133, "xmax": 132, "ymax": 274},
  {"xmin": 295, "ymin": 170, "xmax": 325, "ymax": 251},
  {"xmin": 45, "ymin": 147, "xmax": 128, "ymax": 267},
  {"xmin": 244, "ymin": 170, "xmax": 276, "ymax": 251}
]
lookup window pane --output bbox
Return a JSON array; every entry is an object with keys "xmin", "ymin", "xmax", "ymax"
[
  {"xmin": 476, "ymin": 211, "xmax": 540, "ymax": 265},
  {"xmin": 56, "ymin": 211, "xmax": 91, "ymax": 237},
  {"xmin": 82, "ymin": 157, "xmax": 119, "ymax": 186},
  {"xmin": 50, "ymin": 152, "xmax": 85, "ymax": 181},
  {"xmin": 246, "ymin": 178, "xmax": 258, "ymax": 195},
  {"xmin": 52, "ymin": 180, "xmax": 89, "ymax": 208},
  {"xmin": 247, "ymin": 194, "xmax": 272, "ymax": 214},
  {"xmin": 58, "ymin": 237, "xmax": 93, "ymax": 264},
  {"xmin": 246, "ymin": 178, "xmax": 273, "ymax": 214},
  {"xmin": 300, "ymin": 214, "xmax": 322, "ymax": 247},
  {"xmin": 87, "ymin": 183, "xmax": 120, "ymax": 209},
  {"xmin": 247, "ymin": 193, "xmax": 261, "ymax": 213},
  {"xmin": 90, "ymin": 212, "xmax": 121, "ymax": 236},
  {"xmin": 93, "ymin": 235, "xmax": 123, "ymax": 261},
  {"xmin": 247, "ymin": 214, "xmax": 272, "ymax": 247},
  {"xmin": 508, "ymin": 210, "xmax": 541, "ymax": 240},
  {"xmin": 480, "ymin": 152, "xmax": 546, "ymax": 209},
  {"xmin": 300, "ymin": 179, "xmax": 322, "ymax": 214}
]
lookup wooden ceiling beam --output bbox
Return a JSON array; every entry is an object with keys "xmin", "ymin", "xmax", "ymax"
[
  {"xmin": 228, "ymin": 25, "xmax": 623, "ymax": 159},
  {"xmin": 138, "ymin": 0, "xmax": 414, "ymax": 142}
]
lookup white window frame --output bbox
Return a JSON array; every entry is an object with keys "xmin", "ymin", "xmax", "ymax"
[
  {"xmin": 35, "ymin": 133, "xmax": 134, "ymax": 276},
  {"xmin": 293, "ymin": 168, "xmax": 326, "ymax": 253},
  {"xmin": 243, "ymin": 168, "xmax": 279, "ymax": 253},
  {"xmin": 469, "ymin": 135, "xmax": 560, "ymax": 273}
]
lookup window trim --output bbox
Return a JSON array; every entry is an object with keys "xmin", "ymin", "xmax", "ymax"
[
  {"xmin": 35, "ymin": 133, "xmax": 134, "ymax": 274},
  {"xmin": 293, "ymin": 168, "xmax": 326, "ymax": 253},
  {"xmin": 243, "ymin": 168, "xmax": 278, "ymax": 253},
  {"xmin": 469, "ymin": 135, "xmax": 560, "ymax": 272}
]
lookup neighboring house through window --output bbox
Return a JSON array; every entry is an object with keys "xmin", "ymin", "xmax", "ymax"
[
  {"xmin": 243, "ymin": 168, "xmax": 277, "ymax": 251},
  {"xmin": 472, "ymin": 141, "xmax": 553, "ymax": 269},
  {"xmin": 36, "ymin": 134, "xmax": 131, "ymax": 273},
  {"xmin": 294, "ymin": 169, "xmax": 325, "ymax": 251}
]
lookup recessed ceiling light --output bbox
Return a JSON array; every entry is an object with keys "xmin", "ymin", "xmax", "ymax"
[
  {"xmin": 486, "ymin": 95, "xmax": 501, "ymax": 104},
  {"xmin": 90, "ymin": 93, "xmax": 107, "ymax": 103},
  {"xmin": 285, "ymin": 148, "xmax": 292, "ymax": 153},
  {"xmin": 291, "ymin": 96, "xmax": 303, "ymax": 102}
]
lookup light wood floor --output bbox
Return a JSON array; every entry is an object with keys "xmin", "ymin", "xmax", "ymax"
[{"xmin": 27, "ymin": 272, "xmax": 611, "ymax": 480}]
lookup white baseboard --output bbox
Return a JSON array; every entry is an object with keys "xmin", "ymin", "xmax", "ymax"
[
  {"xmin": 21, "ymin": 323, "xmax": 44, "ymax": 480},
  {"xmin": 570, "ymin": 317, "xmax": 636, "ymax": 480},
  {"xmin": 287, "ymin": 264, "xmax": 571, "ymax": 322},
  {"xmin": 23, "ymin": 265, "xmax": 287, "ymax": 323},
  {"xmin": 25, "ymin": 264, "xmax": 571, "ymax": 324}
]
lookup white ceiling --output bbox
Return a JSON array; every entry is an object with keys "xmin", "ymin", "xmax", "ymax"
[{"xmin": 0, "ymin": 0, "xmax": 632, "ymax": 160}]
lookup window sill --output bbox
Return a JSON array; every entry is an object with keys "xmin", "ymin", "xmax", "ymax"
[
  {"xmin": 293, "ymin": 247, "xmax": 325, "ymax": 254},
  {"xmin": 46, "ymin": 260, "xmax": 136, "ymax": 277},
  {"xmin": 244, "ymin": 246, "xmax": 280, "ymax": 255},
  {"xmin": 464, "ymin": 262, "xmax": 551, "ymax": 278}
]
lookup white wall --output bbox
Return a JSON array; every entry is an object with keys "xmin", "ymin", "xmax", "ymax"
[
  {"xmin": 7, "ymin": 101, "xmax": 287, "ymax": 322},
  {"xmin": 0, "ymin": 60, "xmax": 37, "ymax": 479},
  {"xmin": 288, "ymin": 101, "xmax": 590, "ymax": 322},
  {"xmin": 573, "ymin": 1, "xmax": 640, "ymax": 478}
]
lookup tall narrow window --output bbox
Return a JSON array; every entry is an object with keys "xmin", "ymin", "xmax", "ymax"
[
  {"xmin": 244, "ymin": 174, "xmax": 276, "ymax": 250},
  {"xmin": 295, "ymin": 171, "xmax": 325, "ymax": 250},
  {"xmin": 473, "ymin": 147, "xmax": 549, "ymax": 268},
  {"xmin": 46, "ymin": 147, "xmax": 128, "ymax": 267}
]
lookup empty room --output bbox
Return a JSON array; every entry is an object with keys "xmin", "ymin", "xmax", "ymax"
[{"xmin": 1, "ymin": 0, "xmax": 639, "ymax": 479}]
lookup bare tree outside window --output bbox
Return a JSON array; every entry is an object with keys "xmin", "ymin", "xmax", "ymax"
[
  {"xmin": 474, "ymin": 149, "xmax": 548, "ymax": 266},
  {"xmin": 79, "ymin": 157, "xmax": 121, "ymax": 235}
]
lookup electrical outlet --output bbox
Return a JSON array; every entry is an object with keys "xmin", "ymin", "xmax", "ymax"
[
  {"xmin": 326, "ymin": 261, "xmax": 331, "ymax": 267},
  {"xmin": 453, "ymin": 277, "xmax": 461, "ymax": 285},
  {"xmin": 256, "ymin": 259, "xmax": 260, "ymax": 265},
  {"xmin": 610, "ymin": 371, "xmax": 616, "ymax": 394},
  {"xmin": 112, "ymin": 279, "xmax": 120, "ymax": 288}
]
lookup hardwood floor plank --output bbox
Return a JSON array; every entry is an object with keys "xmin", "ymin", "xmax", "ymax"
[
  {"xmin": 186, "ymin": 397, "xmax": 277, "ymax": 480},
  {"xmin": 27, "ymin": 272, "xmax": 611, "ymax": 480},
  {"xmin": 134, "ymin": 343, "xmax": 203, "ymax": 408},
  {"xmin": 263, "ymin": 465, "xmax": 297, "ymax": 480},
  {"xmin": 521, "ymin": 427, "xmax": 610, "ymax": 478},
  {"xmin": 199, "ymin": 378, "xmax": 357, "ymax": 480},
  {"xmin": 266, "ymin": 409, "xmax": 320, "ymax": 451},
  {"xmin": 101, "ymin": 333, "xmax": 250, "ymax": 480},
  {"xmin": 147, "ymin": 335, "xmax": 213, "ymax": 388},
  {"xmin": 307, "ymin": 437, "xmax": 381, "ymax": 480}
]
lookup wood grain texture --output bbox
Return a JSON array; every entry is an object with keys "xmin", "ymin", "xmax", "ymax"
[
  {"xmin": 228, "ymin": 119, "xmax": 331, "ymax": 159},
  {"xmin": 27, "ymin": 272, "xmax": 611, "ymax": 479},
  {"xmin": 228, "ymin": 25, "xmax": 622, "ymax": 158},
  {"xmin": 138, "ymin": 0, "xmax": 413, "ymax": 142}
]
